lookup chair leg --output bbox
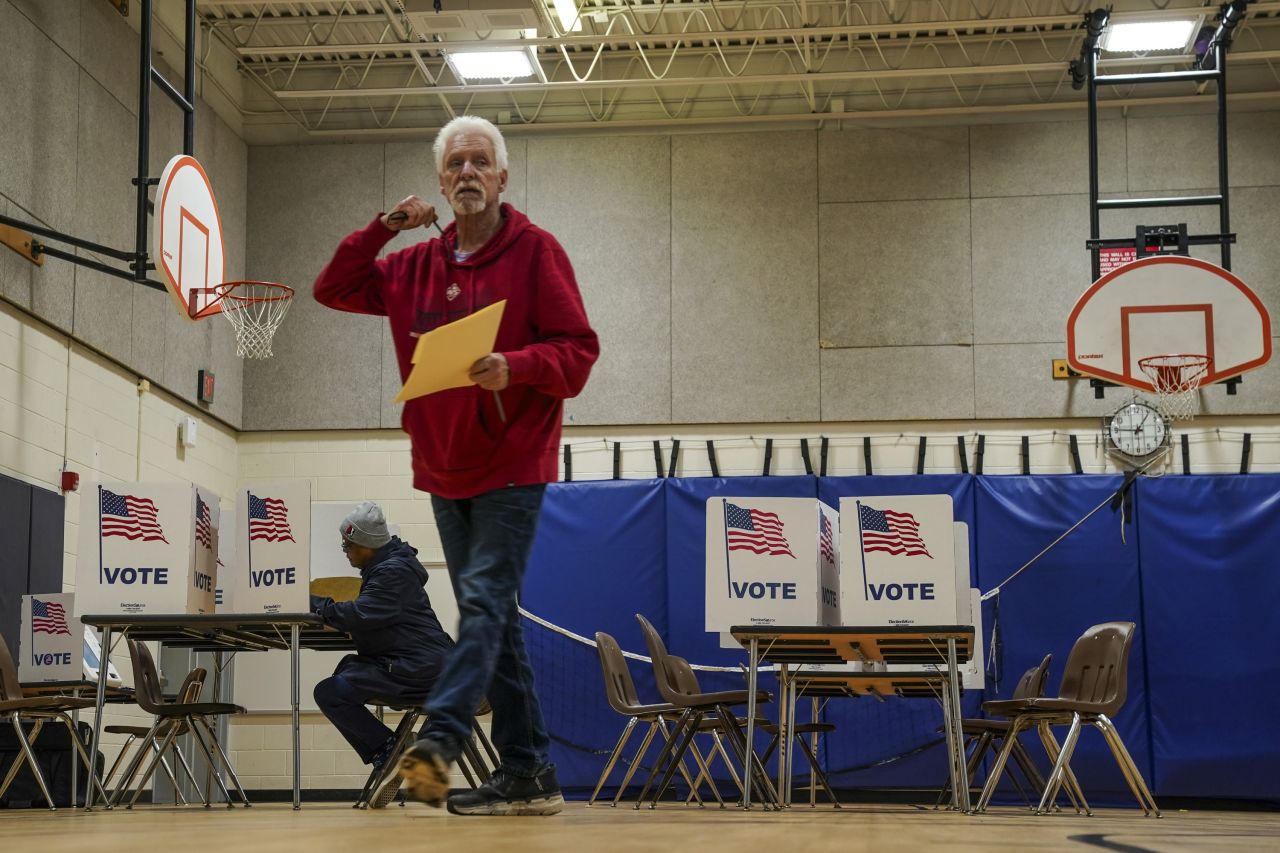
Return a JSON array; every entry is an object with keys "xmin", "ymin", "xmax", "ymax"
[
  {"xmin": 185, "ymin": 717, "xmax": 236, "ymax": 807},
  {"xmin": 168, "ymin": 734, "xmax": 207, "ymax": 806},
  {"xmin": 1009, "ymin": 740, "xmax": 1047, "ymax": 808},
  {"xmin": 1037, "ymin": 714, "xmax": 1083, "ymax": 815},
  {"xmin": 709, "ymin": 729, "xmax": 745, "ymax": 796},
  {"xmin": 1096, "ymin": 715, "xmax": 1160, "ymax": 817},
  {"xmin": 471, "ymin": 717, "xmax": 499, "ymax": 775},
  {"xmin": 194, "ymin": 717, "xmax": 251, "ymax": 806},
  {"xmin": 151, "ymin": 740, "xmax": 187, "ymax": 805},
  {"xmin": 633, "ymin": 711, "xmax": 693, "ymax": 809},
  {"xmin": 975, "ymin": 716, "xmax": 1026, "ymax": 812},
  {"xmin": 124, "ymin": 725, "xmax": 182, "ymax": 809},
  {"xmin": 590, "ymin": 718, "xmax": 638, "ymax": 805},
  {"xmin": 107, "ymin": 720, "xmax": 164, "ymax": 808},
  {"xmin": 648, "ymin": 711, "xmax": 704, "ymax": 809},
  {"xmin": 1036, "ymin": 722, "xmax": 1090, "ymax": 815},
  {"xmin": 7, "ymin": 714, "xmax": 55, "ymax": 810},
  {"xmin": 681, "ymin": 737, "xmax": 720, "ymax": 808},
  {"xmin": 612, "ymin": 721, "xmax": 660, "ymax": 807},
  {"xmin": 0, "ymin": 717, "xmax": 42, "ymax": 802},
  {"xmin": 935, "ymin": 732, "xmax": 988, "ymax": 810},
  {"xmin": 715, "ymin": 705, "xmax": 780, "ymax": 809},
  {"xmin": 793, "ymin": 732, "xmax": 839, "ymax": 808},
  {"xmin": 102, "ymin": 734, "xmax": 138, "ymax": 793}
]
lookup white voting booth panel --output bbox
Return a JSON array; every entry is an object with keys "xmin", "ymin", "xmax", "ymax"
[
  {"xmin": 75, "ymin": 482, "xmax": 218, "ymax": 616},
  {"xmin": 18, "ymin": 593, "xmax": 79, "ymax": 682},
  {"xmin": 706, "ymin": 498, "xmax": 840, "ymax": 634},
  {"xmin": 839, "ymin": 494, "xmax": 957, "ymax": 627},
  {"xmin": 19, "ymin": 593, "xmax": 125, "ymax": 686},
  {"xmin": 231, "ymin": 483, "xmax": 310, "ymax": 613},
  {"xmin": 216, "ymin": 507, "xmax": 236, "ymax": 611}
]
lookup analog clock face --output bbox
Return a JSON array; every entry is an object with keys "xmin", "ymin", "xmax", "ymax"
[{"xmin": 1108, "ymin": 401, "xmax": 1167, "ymax": 458}]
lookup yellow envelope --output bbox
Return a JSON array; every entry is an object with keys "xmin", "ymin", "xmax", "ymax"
[{"xmin": 395, "ymin": 299, "xmax": 506, "ymax": 403}]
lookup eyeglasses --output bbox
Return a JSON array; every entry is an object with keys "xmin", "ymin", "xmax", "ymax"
[{"xmin": 341, "ymin": 540, "xmax": 355, "ymax": 551}]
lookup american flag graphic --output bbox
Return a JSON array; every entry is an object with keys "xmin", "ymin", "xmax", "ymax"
[
  {"xmin": 31, "ymin": 598, "xmax": 71, "ymax": 636},
  {"xmin": 195, "ymin": 494, "xmax": 213, "ymax": 550},
  {"xmin": 726, "ymin": 502, "xmax": 794, "ymax": 558},
  {"xmin": 858, "ymin": 503, "xmax": 932, "ymax": 558},
  {"xmin": 820, "ymin": 513, "xmax": 835, "ymax": 564},
  {"xmin": 101, "ymin": 489, "xmax": 168, "ymax": 542},
  {"xmin": 248, "ymin": 493, "xmax": 295, "ymax": 543}
]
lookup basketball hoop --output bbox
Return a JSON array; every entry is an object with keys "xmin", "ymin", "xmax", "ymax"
[
  {"xmin": 209, "ymin": 281, "xmax": 294, "ymax": 359},
  {"xmin": 1138, "ymin": 354, "xmax": 1211, "ymax": 421}
]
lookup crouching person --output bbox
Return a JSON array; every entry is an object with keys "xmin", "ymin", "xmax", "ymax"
[{"xmin": 310, "ymin": 501, "xmax": 454, "ymax": 808}]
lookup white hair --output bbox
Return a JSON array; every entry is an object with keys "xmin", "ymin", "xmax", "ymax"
[{"xmin": 433, "ymin": 115, "xmax": 509, "ymax": 174}]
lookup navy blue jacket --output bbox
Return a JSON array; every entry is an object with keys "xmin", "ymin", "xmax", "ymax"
[{"xmin": 310, "ymin": 537, "xmax": 453, "ymax": 676}]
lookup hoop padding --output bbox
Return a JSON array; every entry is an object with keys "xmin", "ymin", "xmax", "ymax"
[
  {"xmin": 1139, "ymin": 354, "xmax": 1211, "ymax": 421},
  {"xmin": 213, "ymin": 281, "xmax": 294, "ymax": 359}
]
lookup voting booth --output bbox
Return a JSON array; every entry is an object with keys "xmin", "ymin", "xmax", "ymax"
[
  {"xmin": 839, "ymin": 494, "xmax": 958, "ymax": 627},
  {"xmin": 17, "ymin": 593, "xmax": 79, "ymax": 682},
  {"xmin": 705, "ymin": 497, "xmax": 840, "ymax": 632},
  {"xmin": 74, "ymin": 483, "xmax": 220, "ymax": 616},
  {"xmin": 229, "ymin": 483, "xmax": 311, "ymax": 613}
]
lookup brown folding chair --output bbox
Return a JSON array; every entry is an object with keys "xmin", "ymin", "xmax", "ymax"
[
  {"xmin": 975, "ymin": 622, "xmax": 1159, "ymax": 816},
  {"xmin": 633, "ymin": 613, "xmax": 778, "ymax": 809},
  {"xmin": 935, "ymin": 654, "xmax": 1054, "ymax": 809},
  {"xmin": 103, "ymin": 666, "xmax": 208, "ymax": 805},
  {"xmin": 110, "ymin": 640, "xmax": 250, "ymax": 808},
  {"xmin": 590, "ymin": 632, "xmax": 718, "ymax": 808},
  {"xmin": 0, "ymin": 635, "xmax": 111, "ymax": 810}
]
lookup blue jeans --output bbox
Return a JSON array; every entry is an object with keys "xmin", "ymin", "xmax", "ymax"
[
  {"xmin": 422, "ymin": 483, "xmax": 551, "ymax": 777},
  {"xmin": 313, "ymin": 654, "xmax": 440, "ymax": 764}
]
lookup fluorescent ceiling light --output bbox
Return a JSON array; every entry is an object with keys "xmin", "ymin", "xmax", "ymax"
[
  {"xmin": 551, "ymin": 0, "xmax": 583, "ymax": 33},
  {"xmin": 1101, "ymin": 20, "xmax": 1197, "ymax": 53},
  {"xmin": 446, "ymin": 50, "xmax": 536, "ymax": 81}
]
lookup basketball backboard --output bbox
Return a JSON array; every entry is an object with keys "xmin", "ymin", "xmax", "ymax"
[
  {"xmin": 154, "ymin": 154, "xmax": 225, "ymax": 320},
  {"xmin": 1067, "ymin": 256, "xmax": 1271, "ymax": 391}
]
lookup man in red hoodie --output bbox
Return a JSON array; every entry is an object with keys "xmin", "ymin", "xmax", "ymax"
[{"xmin": 314, "ymin": 115, "xmax": 598, "ymax": 816}]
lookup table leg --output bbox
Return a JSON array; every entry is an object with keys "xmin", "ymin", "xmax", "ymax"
[
  {"xmin": 785, "ymin": 673, "xmax": 798, "ymax": 807},
  {"xmin": 209, "ymin": 651, "xmax": 226, "ymax": 802},
  {"xmin": 71, "ymin": 706, "xmax": 78, "ymax": 808},
  {"xmin": 291, "ymin": 623, "xmax": 301, "ymax": 810},
  {"xmin": 86, "ymin": 627, "xmax": 111, "ymax": 811},
  {"xmin": 776, "ymin": 663, "xmax": 788, "ymax": 807},
  {"xmin": 742, "ymin": 637, "xmax": 758, "ymax": 810},
  {"xmin": 946, "ymin": 638, "xmax": 970, "ymax": 812}
]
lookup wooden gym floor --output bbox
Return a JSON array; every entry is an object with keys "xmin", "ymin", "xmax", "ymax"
[{"xmin": 0, "ymin": 802, "xmax": 1276, "ymax": 852}]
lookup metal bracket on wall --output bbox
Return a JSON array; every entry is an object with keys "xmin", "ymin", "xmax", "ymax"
[
  {"xmin": 107, "ymin": 0, "xmax": 129, "ymax": 16},
  {"xmin": 0, "ymin": 222, "xmax": 42, "ymax": 266}
]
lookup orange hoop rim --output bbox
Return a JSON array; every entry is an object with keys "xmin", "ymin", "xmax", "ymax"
[
  {"xmin": 1138, "ymin": 353, "xmax": 1211, "ymax": 383},
  {"xmin": 212, "ymin": 280, "xmax": 295, "ymax": 305}
]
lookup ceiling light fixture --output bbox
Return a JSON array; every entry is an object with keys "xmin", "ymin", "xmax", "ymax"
[
  {"xmin": 1101, "ymin": 19, "xmax": 1199, "ymax": 53},
  {"xmin": 446, "ymin": 50, "xmax": 536, "ymax": 82},
  {"xmin": 551, "ymin": 0, "xmax": 583, "ymax": 33}
]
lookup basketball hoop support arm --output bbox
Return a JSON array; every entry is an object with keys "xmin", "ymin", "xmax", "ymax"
[{"xmin": 0, "ymin": 0, "xmax": 197, "ymax": 295}]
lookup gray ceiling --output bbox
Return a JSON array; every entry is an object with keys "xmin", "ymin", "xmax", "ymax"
[{"xmin": 196, "ymin": 0, "xmax": 1280, "ymax": 141}]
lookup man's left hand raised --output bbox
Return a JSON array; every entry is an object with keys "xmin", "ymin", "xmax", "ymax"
[{"xmin": 469, "ymin": 353, "xmax": 510, "ymax": 390}]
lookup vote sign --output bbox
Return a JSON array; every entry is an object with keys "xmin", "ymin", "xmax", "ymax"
[
  {"xmin": 706, "ymin": 498, "xmax": 841, "ymax": 633},
  {"xmin": 839, "ymin": 494, "xmax": 957, "ymax": 626},
  {"xmin": 18, "ymin": 593, "xmax": 79, "ymax": 682},
  {"xmin": 75, "ymin": 483, "xmax": 219, "ymax": 616},
  {"xmin": 232, "ymin": 482, "xmax": 310, "ymax": 613}
]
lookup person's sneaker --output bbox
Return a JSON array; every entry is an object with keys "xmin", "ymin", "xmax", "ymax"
[
  {"xmin": 367, "ymin": 765, "xmax": 403, "ymax": 810},
  {"xmin": 375, "ymin": 739, "xmax": 451, "ymax": 808},
  {"xmin": 446, "ymin": 766, "xmax": 564, "ymax": 816}
]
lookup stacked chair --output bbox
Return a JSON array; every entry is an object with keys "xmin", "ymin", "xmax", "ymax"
[
  {"xmin": 975, "ymin": 622, "xmax": 1160, "ymax": 817},
  {"xmin": 102, "ymin": 665, "xmax": 209, "ymax": 805},
  {"xmin": 109, "ymin": 639, "xmax": 250, "ymax": 808},
  {"xmin": 633, "ymin": 613, "xmax": 780, "ymax": 809},
  {"xmin": 591, "ymin": 631, "xmax": 727, "ymax": 808},
  {"xmin": 0, "ymin": 636, "xmax": 111, "ymax": 810}
]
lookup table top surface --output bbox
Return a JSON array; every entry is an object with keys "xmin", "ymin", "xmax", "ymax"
[
  {"xmin": 790, "ymin": 671, "xmax": 952, "ymax": 699},
  {"xmin": 80, "ymin": 612, "xmax": 354, "ymax": 653},
  {"xmin": 729, "ymin": 624, "xmax": 974, "ymax": 666}
]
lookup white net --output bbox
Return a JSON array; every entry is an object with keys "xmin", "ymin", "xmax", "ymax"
[
  {"xmin": 216, "ymin": 281, "xmax": 294, "ymax": 359},
  {"xmin": 1139, "ymin": 354, "xmax": 1211, "ymax": 421}
]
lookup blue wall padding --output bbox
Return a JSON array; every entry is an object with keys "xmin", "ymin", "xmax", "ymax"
[
  {"xmin": 515, "ymin": 474, "xmax": 1275, "ymax": 802},
  {"xmin": 974, "ymin": 475, "xmax": 1151, "ymax": 799},
  {"xmin": 1137, "ymin": 475, "xmax": 1280, "ymax": 800},
  {"xmin": 523, "ymin": 479, "xmax": 668, "ymax": 786}
]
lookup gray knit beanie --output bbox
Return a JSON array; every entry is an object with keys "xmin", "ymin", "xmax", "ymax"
[{"xmin": 340, "ymin": 501, "xmax": 392, "ymax": 549}]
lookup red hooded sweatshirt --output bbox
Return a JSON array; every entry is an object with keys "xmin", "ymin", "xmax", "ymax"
[{"xmin": 313, "ymin": 204, "xmax": 599, "ymax": 499}]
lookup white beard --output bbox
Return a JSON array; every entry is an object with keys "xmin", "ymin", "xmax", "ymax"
[{"xmin": 451, "ymin": 190, "xmax": 486, "ymax": 215}]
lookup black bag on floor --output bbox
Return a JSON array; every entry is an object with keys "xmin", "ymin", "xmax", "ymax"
[{"xmin": 0, "ymin": 719, "xmax": 104, "ymax": 808}]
